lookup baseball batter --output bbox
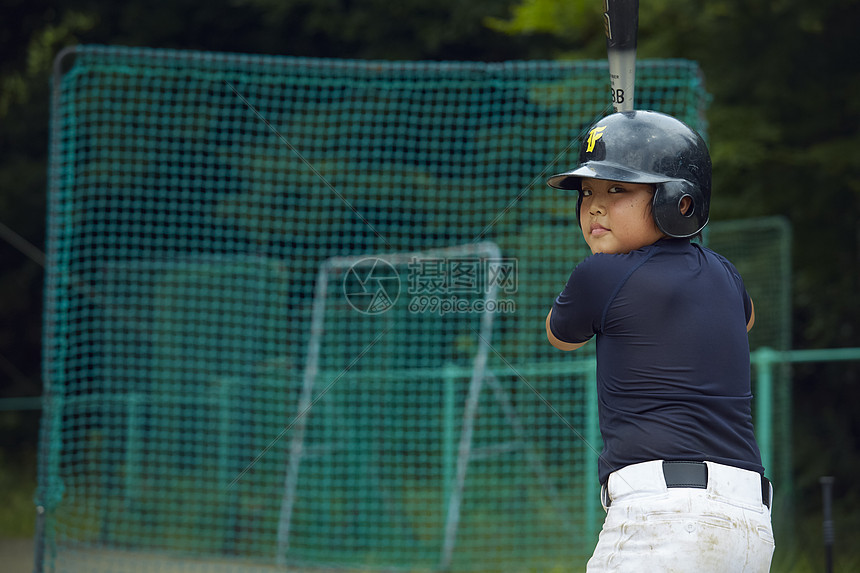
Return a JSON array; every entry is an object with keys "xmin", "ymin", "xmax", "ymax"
[{"xmin": 545, "ymin": 111, "xmax": 775, "ymax": 571}]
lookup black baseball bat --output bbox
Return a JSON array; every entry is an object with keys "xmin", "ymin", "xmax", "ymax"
[{"xmin": 603, "ymin": 0, "xmax": 639, "ymax": 112}]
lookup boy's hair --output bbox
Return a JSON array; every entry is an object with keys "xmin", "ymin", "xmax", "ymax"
[{"xmin": 546, "ymin": 110, "xmax": 712, "ymax": 239}]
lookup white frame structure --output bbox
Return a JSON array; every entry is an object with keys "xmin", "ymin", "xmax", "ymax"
[{"xmin": 275, "ymin": 241, "xmax": 576, "ymax": 570}]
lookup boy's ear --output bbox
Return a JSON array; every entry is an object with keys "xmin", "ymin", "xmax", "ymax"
[{"xmin": 680, "ymin": 195, "xmax": 693, "ymax": 216}]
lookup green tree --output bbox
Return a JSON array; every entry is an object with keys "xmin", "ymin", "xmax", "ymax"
[{"xmin": 1, "ymin": 4, "xmax": 103, "ymax": 455}]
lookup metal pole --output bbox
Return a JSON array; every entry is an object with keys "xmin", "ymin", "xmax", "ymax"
[
  {"xmin": 442, "ymin": 363, "xmax": 456, "ymax": 523},
  {"xmin": 276, "ymin": 264, "xmax": 329, "ymax": 564},
  {"xmin": 33, "ymin": 504, "xmax": 46, "ymax": 573},
  {"xmin": 752, "ymin": 348, "xmax": 775, "ymax": 476},
  {"xmin": 820, "ymin": 476, "xmax": 834, "ymax": 573},
  {"xmin": 586, "ymin": 366, "xmax": 599, "ymax": 537}
]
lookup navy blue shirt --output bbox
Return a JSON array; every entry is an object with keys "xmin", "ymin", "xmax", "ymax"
[{"xmin": 550, "ymin": 238, "xmax": 764, "ymax": 484}]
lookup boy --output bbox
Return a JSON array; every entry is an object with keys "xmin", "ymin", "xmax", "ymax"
[{"xmin": 545, "ymin": 111, "xmax": 774, "ymax": 571}]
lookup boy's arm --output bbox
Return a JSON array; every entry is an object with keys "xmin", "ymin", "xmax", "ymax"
[
  {"xmin": 747, "ymin": 298, "xmax": 755, "ymax": 332},
  {"xmin": 545, "ymin": 309, "xmax": 588, "ymax": 351}
]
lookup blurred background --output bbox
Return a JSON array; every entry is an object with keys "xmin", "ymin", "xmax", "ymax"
[{"xmin": 2, "ymin": 0, "xmax": 859, "ymax": 571}]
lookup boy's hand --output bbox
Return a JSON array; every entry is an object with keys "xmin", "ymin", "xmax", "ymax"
[{"xmin": 747, "ymin": 299, "xmax": 755, "ymax": 332}]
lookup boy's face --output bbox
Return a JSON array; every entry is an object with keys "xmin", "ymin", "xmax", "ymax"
[{"xmin": 579, "ymin": 178, "xmax": 665, "ymax": 254}]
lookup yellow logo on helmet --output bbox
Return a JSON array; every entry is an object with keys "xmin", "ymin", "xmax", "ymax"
[{"xmin": 586, "ymin": 126, "xmax": 607, "ymax": 153}]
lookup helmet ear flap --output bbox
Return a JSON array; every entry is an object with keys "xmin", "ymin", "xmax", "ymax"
[
  {"xmin": 575, "ymin": 190, "xmax": 584, "ymax": 226},
  {"xmin": 653, "ymin": 180, "xmax": 709, "ymax": 238}
]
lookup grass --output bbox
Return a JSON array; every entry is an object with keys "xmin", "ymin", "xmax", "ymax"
[
  {"xmin": 0, "ymin": 450, "xmax": 37, "ymax": 537},
  {"xmin": 3, "ymin": 449, "xmax": 859, "ymax": 572},
  {"xmin": 771, "ymin": 510, "xmax": 860, "ymax": 573}
]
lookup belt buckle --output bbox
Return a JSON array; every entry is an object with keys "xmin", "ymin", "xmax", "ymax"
[
  {"xmin": 600, "ymin": 483, "xmax": 612, "ymax": 509},
  {"xmin": 762, "ymin": 475, "xmax": 772, "ymax": 509}
]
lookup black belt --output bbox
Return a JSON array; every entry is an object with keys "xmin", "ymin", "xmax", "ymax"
[{"xmin": 605, "ymin": 461, "xmax": 772, "ymax": 509}]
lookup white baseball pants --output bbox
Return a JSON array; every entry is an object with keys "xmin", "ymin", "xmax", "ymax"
[{"xmin": 586, "ymin": 460, "xmax": 775, "ymax": 572}]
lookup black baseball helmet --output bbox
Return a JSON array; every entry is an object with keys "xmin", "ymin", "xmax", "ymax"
[{"xmin": 547, "ymin": 110, "xmax": 712, "ymax": 238}]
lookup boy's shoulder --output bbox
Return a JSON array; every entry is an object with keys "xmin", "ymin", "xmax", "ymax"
[
  {"xmin": 694, "ymin": 243, "xmax": 743, "ymax": 273},
  {"xmin": 576, "ymin": 241, "xmax": 663, "ymax": 270},
  {"xmin": 576, "ymin": 239, "xmax": 737, "ymax": 277},
  {"xmin": 572, "ymin": 247, "xmax": 657, "ymax": 288}
]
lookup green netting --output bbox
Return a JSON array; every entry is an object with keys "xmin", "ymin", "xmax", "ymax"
[
  {"xmin": 705, "ymin": 217, "xmax": 793, "ymax": 535},
  {"xmin": 38, "ymin": 44, "xmax": 789, "ymax": 572}
]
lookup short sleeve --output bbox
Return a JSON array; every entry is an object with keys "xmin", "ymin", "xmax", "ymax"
[
  {"xmin": 713, "ymin": 251, "xmax": 753, "ymax": 324},
  {"xmin": 741, "ymin": 278, "xmax": 753, "ymax": 324},
  {"xmin": 549, "ymin": 254, "xmax": 620, "ymax": 344}
]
